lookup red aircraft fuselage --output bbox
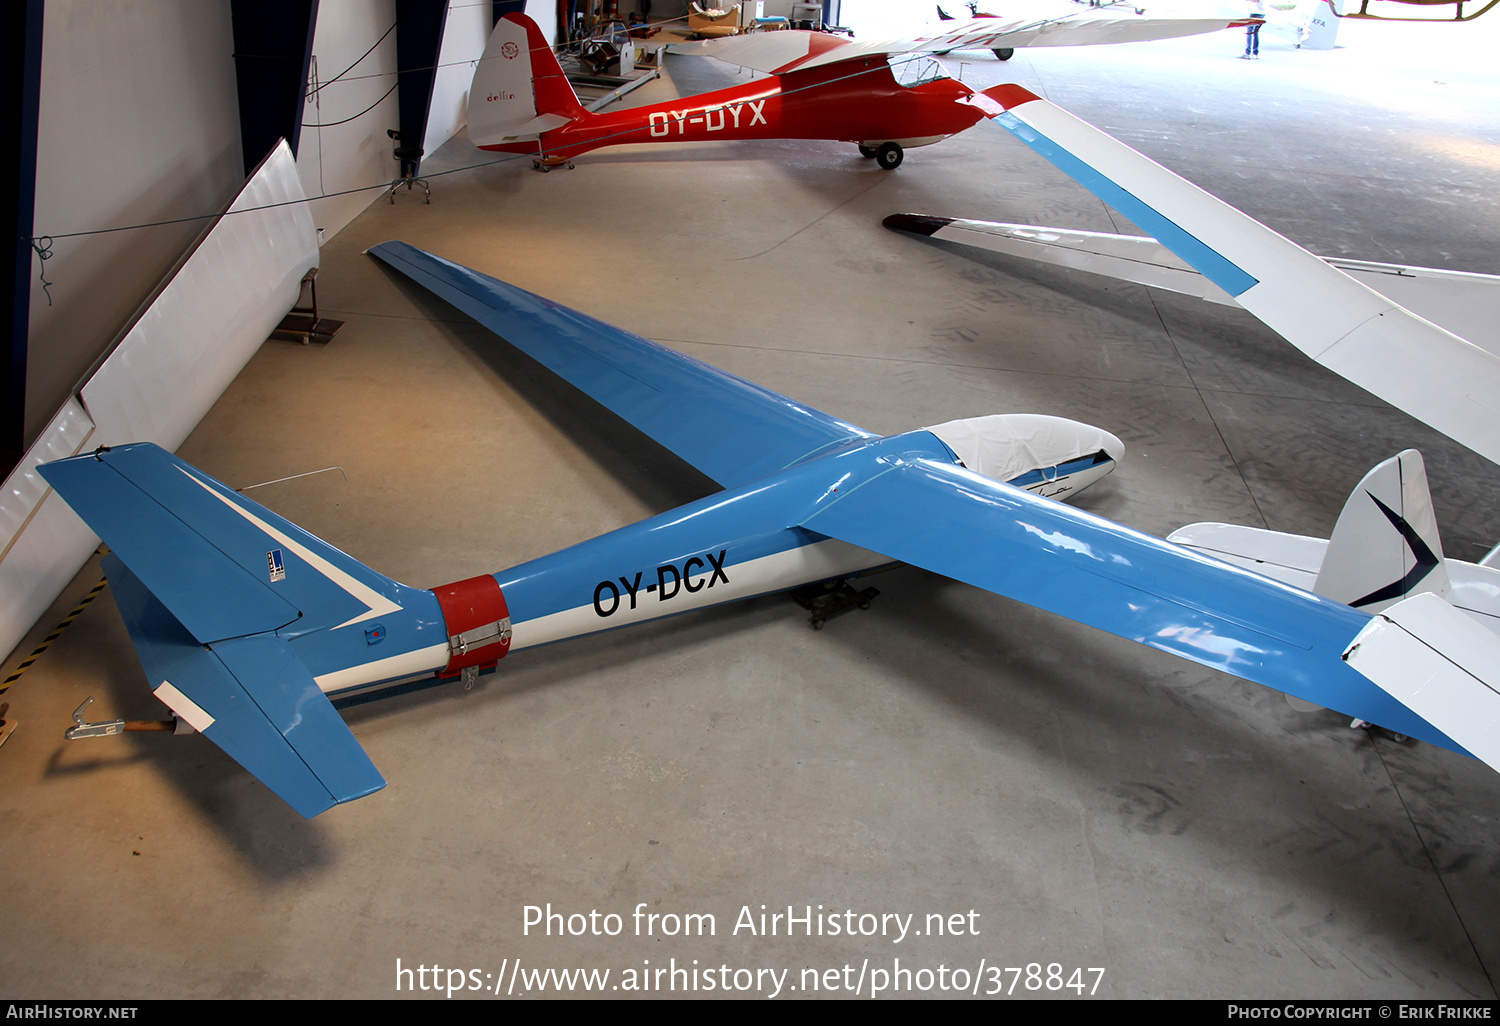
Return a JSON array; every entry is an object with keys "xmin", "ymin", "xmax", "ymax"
[{"xmin": 478, "ymin": 59, "xmax": 991, "ymax": 162}]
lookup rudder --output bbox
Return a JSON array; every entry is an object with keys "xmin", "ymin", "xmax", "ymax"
[
  {"xmin": 468, "ymin": 13, "xmax": 586, "ymax": 148},
  {"xmin": 1315, "ymin": 449, "xmax": 1450, "ymax": 612},
  {"xmin": 38, "ymin": 443, "xmax": 449, "ymax": 817}
]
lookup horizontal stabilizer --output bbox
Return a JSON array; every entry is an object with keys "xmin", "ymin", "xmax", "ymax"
[
  {"xmin": 978, "ymin": 86, "xmax": 1500, "ymax": 467},
  {"xmin": 39, "ymin": 444, "xmax": 415, "ymax": 643},
  {"xmin": 108, "ymin": 557, "xmax": 384, "ymax": 817},
  {"xmin": 1171, "ymin": 451, "xmax": 1500, "ymax": 639},
  {"xmin": 491, "ymin": 113, "xmax": 573, "ymax": 142},
  {"xmin": 1344, "ymin": 593, "xmax": 1500, "ymax": 769},
  {"xmin": 883, "ymin": 214, "xmax": 1240, "ymax": 305},
  {"xmin": 369, "ymin": 241, "xmax": 875, "ymax": 488},
  {"xmin": 1166, "ymin": 522, "xmax": 1327, "ymax": 592},
  {"xmin": 42, "ymin": 448, "xmax": 298, "ymax": 642}
]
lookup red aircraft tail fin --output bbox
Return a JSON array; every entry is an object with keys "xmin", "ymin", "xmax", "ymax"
[{"xmin": 468, "ymin": 13, "xmax": 587, "ymax": 149}]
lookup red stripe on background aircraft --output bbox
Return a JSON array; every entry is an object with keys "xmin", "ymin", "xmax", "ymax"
[{"xmin": 467, "ymin": 6, "xmax": 1244, "ymax": 170}]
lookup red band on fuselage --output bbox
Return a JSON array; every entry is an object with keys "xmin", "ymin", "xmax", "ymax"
[{"xmin": 433, "ymin": 575, "xmax": 512, "ymax": 674}]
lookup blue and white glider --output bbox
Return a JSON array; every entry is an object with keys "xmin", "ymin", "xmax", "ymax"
[{"xmin": 38, "ymin": 242, "xmax": 1500, "ymax": 817}]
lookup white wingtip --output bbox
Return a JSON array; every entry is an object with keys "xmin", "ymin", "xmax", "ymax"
[{"xmin": 1344, "ymin": 592, "xmax": 1500, "ymax": 771}]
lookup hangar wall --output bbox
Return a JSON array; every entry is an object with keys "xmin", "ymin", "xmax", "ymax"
[
  {"xmin": 27, "ymin": 0, "xmax": 244, "ymax": 446},
  {"xmin": 296, "ymin": 2, "xmax": 405, "ymax": 242},
  {"xmin": 296, "ymin": 0, "xmax": 503, "ymax": 242},
  {"xmin": 24, "ymin": 0, "xmax": 545, "ymax": 451}
]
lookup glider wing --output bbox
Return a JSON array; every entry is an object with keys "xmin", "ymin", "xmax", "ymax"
[
  {"xmin": 370, "ymin": 241, "xmax": 876, "ymax": 489},
  {"xmin": 975, "ymin": 85, "xmax": 1500, "ymax": 467},
  {"xmin": 672, "ymin": 3, "xmax": 1245, "ymax": 74},
  {"xmin": 798, "ymin": 451, "xmax": 1500, "ymax": 762},
  {"xmin": 882, "ymin": 215, "xmax": 1500, "ymax": 357}
]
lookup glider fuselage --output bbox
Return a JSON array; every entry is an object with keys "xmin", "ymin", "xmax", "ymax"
[
  {"xmin": 300, "ymin": 431, "xmax": 922, "ymax": 698},
  {"xmin": 295, "ymin": 425, "xmax": 1116, "ymax": 699},
  {"xmin": 479, "ymin": 60, "xmax": 985, "ymax": 161}
]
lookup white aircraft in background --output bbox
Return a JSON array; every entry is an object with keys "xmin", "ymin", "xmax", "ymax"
[
  {"xmin": 470, "ymin": 4, "xmax": 1246, "ymax": 170},
  {"xmin": 885, "ymin": 84, "xmax": 1500, "ymax": 469}
]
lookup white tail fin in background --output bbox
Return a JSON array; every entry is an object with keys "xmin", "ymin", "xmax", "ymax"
[
  {"xmin": 468, "ymin": 14, "xmax": 585, "ymax": 147},
  {"xmin": 1315, "ymin": 449, "xmax": 1450, "ymax": 612}
]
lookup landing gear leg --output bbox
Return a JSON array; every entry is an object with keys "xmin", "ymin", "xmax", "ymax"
[{"xmin": 790, "ymin": 580, "xmax": 880, "ymax": 630}]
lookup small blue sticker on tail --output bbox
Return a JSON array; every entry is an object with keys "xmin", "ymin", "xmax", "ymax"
[{"xmin": 267, "ymin": 548, "xmax": 285, "ymax": 582}]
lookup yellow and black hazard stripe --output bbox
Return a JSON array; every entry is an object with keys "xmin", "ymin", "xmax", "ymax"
[{"xmin": 0, "ymin": 577, "xmax": 108, "ymax": 698}]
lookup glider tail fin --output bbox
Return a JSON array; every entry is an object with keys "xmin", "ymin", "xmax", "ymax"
[
  {"xmin": 38, "ymin": 443, "xmax": 453, "ymax": 818},
  {"xmin": 1314, "ymin": 449, "xmax": 1451, "ymax": 613},
  {"xmin": 468, "ymin": 13, "xmax": 587, "ymax": 148}
]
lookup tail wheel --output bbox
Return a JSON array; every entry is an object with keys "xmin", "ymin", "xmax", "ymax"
[
  {"xmin": 993, "ymin": 47, "xmax": 1014, "ymax": 60},
  {"xmin": 875, "ymin": 142, "xmax": 904, "ymax": 170},
  {"xmin": 858, "ymin": 144, "xmax": 878, "ymax": 159}
]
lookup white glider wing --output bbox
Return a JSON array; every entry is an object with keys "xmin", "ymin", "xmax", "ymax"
[
  {"xmin": 670, "ymin": 3, "xmax": 1246, "ymax": 75},
  {"xmin": 882, "ymin": 216, "xmax": 1500, "ymax": 358},
  {"xmin": 1346, "ymin": 593, "xmax": 1500, "ymax": 770},
  {"xmin": 935, "ymin": 86, "xmax": 1500, "ymax": 467}
]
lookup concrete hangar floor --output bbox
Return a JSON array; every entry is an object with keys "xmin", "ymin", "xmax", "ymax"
[{"xmin": 4, "ymin": 18, "xmax": 1500, "ymax": 1002}]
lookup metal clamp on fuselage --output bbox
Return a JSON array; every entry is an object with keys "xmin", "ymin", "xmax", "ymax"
[{"xmin": 450, "ymin": 617, "xmax": 512, "ymax": 658}]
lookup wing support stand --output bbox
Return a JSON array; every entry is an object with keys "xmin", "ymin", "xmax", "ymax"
[{"xmin": 273, "ymin": 269, "xmax": 345, "ymax": 345}]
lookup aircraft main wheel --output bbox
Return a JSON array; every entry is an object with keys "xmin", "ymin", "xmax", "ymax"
[
  {"xmin": 993, "ymin": 47, "xmax": 1014, "ymax": 60},
  {"xmin": 858, "ymin": 144, "xmax": 878, "ymax": 158},
  {"xmin": 875, "ymin": 142, "xmax": 904, "ymax": 170}
]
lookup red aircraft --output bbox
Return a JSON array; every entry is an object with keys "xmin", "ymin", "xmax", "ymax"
[{"xmin": 468, "ymin": 7, "xmax": 1243, "ymax": 171}]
